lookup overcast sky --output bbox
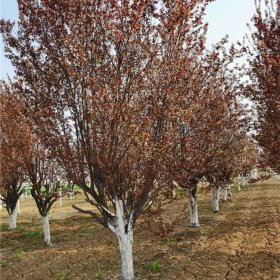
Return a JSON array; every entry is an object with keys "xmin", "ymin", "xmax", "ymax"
[{"xmin": 0, "ymin": 0, "xmax": 256, "ymax": 80}]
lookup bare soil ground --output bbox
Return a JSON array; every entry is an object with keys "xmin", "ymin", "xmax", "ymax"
[{"xmin": 0, "ymin": 178, "xmax": 279, "ymax": 280}]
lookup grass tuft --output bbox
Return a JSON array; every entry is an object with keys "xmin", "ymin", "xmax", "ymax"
[
  {"xmin": 15, "ymin": 249, "xmax": 25, "ymax": 259},
  {"xmin": 146, "ymin": 259, "xmax": 162, "ymax": 272}
]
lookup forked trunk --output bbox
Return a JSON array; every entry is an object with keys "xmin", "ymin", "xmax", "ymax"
[
  {"xmin": 211, "ymin": 186, "xmax": 220, "ymax": 212},
  {"xmin": 42, "ymin": 215, "xmax": 51, "ymax": 246},
  {"xmin": 188, "ymin": 190, "xmax": 199, "ymax": 227},
  {"xmin": 8, "ymin": 208, "xmax": 17, "ymax": 229}
]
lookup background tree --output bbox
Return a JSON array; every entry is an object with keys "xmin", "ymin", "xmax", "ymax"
[
  {"xmin": 172, "ymin": 38, "xmax": 245, "ymax": 222},
  {"xmin": 24, "ymin": 143, "xmax": 64, "ymax": 246},
  {"xmin": 0, "ymin": 85, "xmax": 31, "ymax": 229},
  {"xmin": 246, "ymin": 0, "xmax": 280, "ymax": 173}
]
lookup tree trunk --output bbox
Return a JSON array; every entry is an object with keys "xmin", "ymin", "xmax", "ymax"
[
  {"xmin": 8, "ymin": 208, "xmax": 17, "ymax": 229},
  {"xmin": 108, "ymin": 199, "xmax": 134, "ymax": 280},
  {"xmin": 42, "ymin": 215, "xmax": 51, "ymax": 246},
  {"xmin": 211, "ymin": 186, "xmax": 220, "ymax": 212},
  {"xmin": 222, "ymin": 187, "xmax": 228, "ymax": 202},
  {"xmin": 117, "ymin": 229, "xmax": 134, "ymax": 280},
  {"xmin": 58, "ymin": 191, "xmax": 62, "ymax": 207},
  {"xmin": 241, "ymin": 175, "xmax": 245, "ymax": 186},
  {"xmin": 17, "ymin": 199, "xmax": 21, "ymax": 215},
  {"xmin": 188, "ymin": 190, "xmax": 199, "ymax": 226},
  {"xmin": 172, "ymin": 188, "xmax": 176, "ymax": 199}
]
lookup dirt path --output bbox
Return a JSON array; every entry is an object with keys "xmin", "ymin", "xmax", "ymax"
[{"xmin": 0, "ymin": 178, "xmax": 279, "ymax": 280}]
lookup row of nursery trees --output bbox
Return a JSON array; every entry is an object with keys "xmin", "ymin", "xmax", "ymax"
[{"xmin": 0, "ymin": 1, "xmax": 279, "ymax": 279}]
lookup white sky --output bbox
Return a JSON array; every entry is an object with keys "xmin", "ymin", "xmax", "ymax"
[{"xmin": 0, "ymin": 0, "xmax": 256, "ymax": 80}]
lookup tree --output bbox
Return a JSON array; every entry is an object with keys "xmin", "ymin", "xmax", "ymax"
[
  {"xmin": 1, "ymin": 0, "xmax": 214, "ymax": 278},
  {"xmin": 0, "ymin": 85, "xmax": 31, "ymax": 229},
  {"xmin": 24, "ymin": 143, "xmax": 64, "ymax": 245},
  {"xmin": 246, "ymin": 0, "xmax": 280, "ymax": 173},
  {"xmin": 172, "ymin": 39, "xmax": 245, "ymax": 221}
]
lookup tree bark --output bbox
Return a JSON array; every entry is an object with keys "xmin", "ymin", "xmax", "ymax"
[
  {"xmin": 8, "ymin": 208, "xmax": 17, "ymax": 229},
  {"xmin": 188, "ymin": 190, "xmax": 199, "ymax": 226},
  {"xmin": 42, "ymin": 215, "xmax": 51, "ymax": 246},
  {"xmin": 211, "ymin": 186, "xmax": 220, "ymax": 212}
]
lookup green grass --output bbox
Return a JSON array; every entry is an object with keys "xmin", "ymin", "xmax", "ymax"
[
  {"xmin": 0, "ymin": 223, "xmax": 8, "ymax": 231},
  {"xmin": 56, "ymin": 271, "xmax": 68, "ymax": 280},
  {"xmin": 166, "ymin": 238, "xmax": 176, "ymax": 246},
  {"xmin": 146, "ymin": 259, "xmax": 162, "ymax": 272},
  {"xmin": 21, "ymin": 229, "xmax": 41, "ymax": 238},
  {"xmin": 15, "ymin": 249, "xmax": 25, "ymax": 259}
]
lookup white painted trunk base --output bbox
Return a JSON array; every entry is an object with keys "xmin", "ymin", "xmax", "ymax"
[
  {"xmin": 42, "ymin": 215, "xmax": 51, "ymax": 246},
  {"xmin": 108, "ymin": 199, "xmax": 134, "ymax": 280},
  {"xmin": 241, "ymin": 176, "xmax": 245, "ymax": 187},
  {"xmin": 238, "ymin": 174, "xmax": 245, "ymax": 189},
  {"xmin": 211, "ymin": 187, "xmax": 220, "ymax": 212},
  {"xmin": 117, "ymin": 231, "xmax": 134, "ymax": 280},
  {"xmin": 172, "ymin": 189, "xmax": 176, "ymax": 199},
  {"xmin": 188, "ymin": 192, "xmax": 199, "ymax": 226},
  {"xmin": 8, "ymin": 209, "xmax": 17, "ymax": 229},
  {"xmin": 17, "ymin": 200, "xmax": 21, "ymax": 215},
  {"xmin": 222, "ymin": 188, "xmax": 228, "ymax": 201},
  {"xmin": 58, "ymin": 191, "xmax": 63, "ymax": 207}
]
